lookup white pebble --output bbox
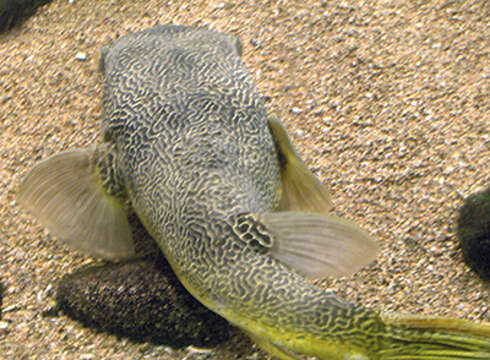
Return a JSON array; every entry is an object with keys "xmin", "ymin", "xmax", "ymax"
[
  {"xmin": 75, "ymin": 52, "xmax": 87, "ymax": 61},
  {"xmin": 45, "ymin": 283, "xmax": 53, "ymax": 295},
  {"xmin": 80, "ymin": 354, "xmax": 95, "ymax": 360},
  {"xmin": 36, "ymin": 290, "xmax": 44, "ymax": 303}
]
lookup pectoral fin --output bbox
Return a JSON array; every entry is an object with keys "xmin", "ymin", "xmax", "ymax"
[
  {"xmin": 260, "ymin": 211, "xmax": 378, "ymax": 279},
  {"xmin": 267, "ymin": 115, "xmax": 332, "ymax": 214},
  {"xmin": 18, "ymin": 147, "xmax": 134, "ymax": 260}
]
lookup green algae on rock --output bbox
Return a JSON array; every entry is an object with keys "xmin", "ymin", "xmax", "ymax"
[
  {"xmin": 457, "ymin": 185, "xmax": 490, "ymax": 281},
  {"xmin": 56, "ymin": 255, "xmax": 233, "ymax": 347}
]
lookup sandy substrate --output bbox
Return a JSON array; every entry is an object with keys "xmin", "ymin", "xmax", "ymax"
[{"xmin": 0, "ymin": 0, "xmax": 489, "ymax": 359}]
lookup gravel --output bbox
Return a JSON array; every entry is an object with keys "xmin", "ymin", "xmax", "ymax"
[{"xmin": 1, "ymin": 0, "xmax": 489, "ymax": 359}]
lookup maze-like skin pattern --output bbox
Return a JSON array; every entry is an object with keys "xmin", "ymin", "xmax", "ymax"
[{"xmin": 98, "ymin": 25, "xmax": 384, "ymax": 357}]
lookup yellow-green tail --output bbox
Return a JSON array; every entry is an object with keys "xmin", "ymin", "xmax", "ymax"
[{"xmin": 376, "ymin": 311, "xmax": 490, "ymax": 359}]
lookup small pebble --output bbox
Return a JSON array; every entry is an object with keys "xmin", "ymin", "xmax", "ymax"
[
  {"xmin": 36, "ymin": 290, "xmax": 44, "ymax": 303},
  {"xmin": 75, "ymin": 52, "xmax": 87, "ymax": 61},
  {"xmin": 45, "ymin": 284, "xmax": 53, "ymax": 295},
  {"xmin": 250, "ymin": 39, "xmax": 261, "ymax": 47},
  {"xmin": 79, "ymin": 354, "xmax": 95, "ymax": 360}
]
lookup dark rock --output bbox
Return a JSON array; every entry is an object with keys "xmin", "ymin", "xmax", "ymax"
[
  {"xmin": 457, "ymin": 185, "xmax": 490, "ymax": 281},
  {"xmin": 56, "ymin": 254, "xmax": 233, "ymax": 347},
  {"xmin": 0, "ymin": 0, "xmax": 53, "ymax": 32}
]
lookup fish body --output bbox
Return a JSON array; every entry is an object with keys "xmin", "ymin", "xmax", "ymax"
[
  {"xmin": 99, "ymin": 25, "xmax": 375, "ymax": 358},
  {"xmin": 19, "ymin": 25, "xmax": 490, "ymax": 359}
]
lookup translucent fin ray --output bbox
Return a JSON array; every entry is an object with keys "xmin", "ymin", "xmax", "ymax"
[
  {"xmin": 260, "ymin": 211, "xmax": 377, "ymax": 278},
  {"xmin": 267, "ymin": 115, "xmax": 332, "ymax": 214},
  {"xmin": 18, "ymin": 147, "xmax": 134, "ymax": 260}
]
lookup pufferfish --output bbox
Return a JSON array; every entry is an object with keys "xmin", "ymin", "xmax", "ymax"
[{"xmin": 19, "ymin": 25, "xmax": 490, "ymax": 359}]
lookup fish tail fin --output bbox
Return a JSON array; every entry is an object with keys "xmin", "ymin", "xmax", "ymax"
[
  {"xmin": 376, "ymin": 311, "xmax": 490, "ymax": 359},
  {"xmin": 18, "ymin": 146, "xmax": 134, "ymax": 260}
]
